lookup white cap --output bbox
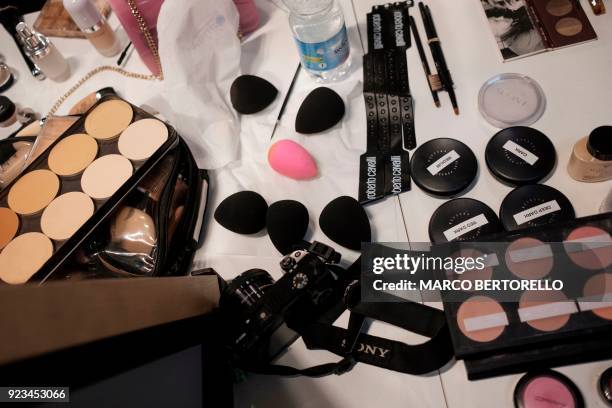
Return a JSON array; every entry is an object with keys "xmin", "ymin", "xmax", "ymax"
[{"xmin": 63, "ymin": 0, "xmax": 103, "ymax": 30}]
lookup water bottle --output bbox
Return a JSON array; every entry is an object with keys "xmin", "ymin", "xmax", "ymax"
[{"xmin": 283, "ymin": 0, "xmax": 351, "ymax": 82}]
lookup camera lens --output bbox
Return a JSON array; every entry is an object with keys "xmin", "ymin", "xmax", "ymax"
[{"xmin": 220, "ymin": 269, "xmax": 275, "ymax": 313}]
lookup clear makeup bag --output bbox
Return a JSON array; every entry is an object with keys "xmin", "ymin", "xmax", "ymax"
[{"xmin": 61, "ymin": 137, "xmax": 209, "ymax": 280}]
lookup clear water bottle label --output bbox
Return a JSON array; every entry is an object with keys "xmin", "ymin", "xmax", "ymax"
[{"xmin": 295, "ymin": 25, "xmax": 349, "ymax": 72}]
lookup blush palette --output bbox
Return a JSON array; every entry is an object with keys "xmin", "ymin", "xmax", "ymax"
[
  {"xmin": 0, "ymin": 95, "xmax": 177, "ymax": 285},
  {"xmin": 436, "ymin": 213, "xmax": 612, "ymax": 379}
]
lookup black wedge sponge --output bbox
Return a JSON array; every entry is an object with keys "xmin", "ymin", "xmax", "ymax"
[
  {"xmin": 214, "ymin": 191, "xmax": 268, "ymax": 234},
  {"xmin": 319, "ymin": 196, "xmax": 371, "ymax": 251},
  {"xmin": 266, "ymin": 200, "xmax": 309, "ymax": 255},
  {"xmin": 230, "ymin": 75, "xmax": 278, "ymax": 114},
  {"xmin": 295, "ymin": 87, "xmax": 345, "ymax": 134}
]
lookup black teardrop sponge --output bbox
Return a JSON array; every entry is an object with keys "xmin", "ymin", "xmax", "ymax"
[
  {"xmin": 266, "ymin": 200, "xmax": 309, "ymax": 255},
  {"xmin": 214, "ymin": 191, "xmax": 268, "ymax": 234},
  {"xmin": 295, "ymin": 87, "xmax": 345, "ymax": 134},
  {"xmin": 230, "ymin": 75, "xmax": 278, "ymax": 114},
  {"xmin": 319, "ymin": 196, "xmax": 371, "ymax": 251}
]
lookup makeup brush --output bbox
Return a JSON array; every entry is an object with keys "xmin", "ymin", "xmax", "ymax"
[
  {"xmin": 409, "ymin": 16, "xmax": 439, "ymax": 108},
  {"xmin": 271, "ymin": 62, "xmax": 301, "ymax": 140},
  {"xmin": 418, "ymin": 2, "xmax": 459, "ymax": 115}
]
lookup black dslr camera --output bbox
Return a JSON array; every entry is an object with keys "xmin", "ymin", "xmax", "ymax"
[{"xmin": 220, "ymin": 242, "xmax": 345, "ymax": 366}]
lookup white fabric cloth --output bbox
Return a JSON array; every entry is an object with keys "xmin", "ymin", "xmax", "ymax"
[{"xmin": 154, "ymin": 0, "xmax": 241, "ymax": 169}]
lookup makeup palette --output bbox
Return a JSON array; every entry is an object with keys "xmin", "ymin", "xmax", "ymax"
[
  {"xmin": 526, "ymin": 0, "xmax": 597, "ymax": 48},
  {"xmin": 436, "ymin": 213, "xmax": 612, "ymax": 379},
  {"xmin": 0, "ymin": 95, "xmax": 178, "ymax": 284}
]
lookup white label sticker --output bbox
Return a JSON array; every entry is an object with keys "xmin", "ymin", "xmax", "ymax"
[
  {"xmin": 564, "ymin": 234, "xmax": 612, "ymax": 253},
  {"xmin": 502, "ymin": 140, "xmax": 539, "ymax": 165},
  {"xmin": 443, "ymin": 214, "xmax": 489, "ymax": 241},
  {"xmin": 427, "ymin": 150, "xmax": 460, "ymax": 175},
  {"xmin": 578, "ymin": 294, "xmax": 612, "ymax": 312},
  {"xmin": 518, "ymin": 301, "xmax": 577, "ymax": 323},
  {"xmin": 482, "ymin": 253, "xmax": 500, "ymax": 268},
  {"xmin": 509, "ymin": 244, "xmax": 553, "ymax": 263},
  {"xmin": 513, "ymin": 200, "xmax": 561, "ymax": 225},
  {"xmin": 464, "ymin": 312, "xmax": 509, "ymax": 332}
]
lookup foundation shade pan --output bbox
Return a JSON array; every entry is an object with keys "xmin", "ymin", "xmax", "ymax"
[
  {"xmin": 0, "ymin": 207, "xmax": 19, "ymax": 250},
  {"xmin": 47, "ymin": 133, "xmax": 98, "ymax": 177},
  {"xmin": 8, "ymin": 169, "xmax": 60, "ymax": 215},
  {"xmin": 555, "ymin": 17, "xmax": 583, "ymax": 37},
  {"xmin": 499, "ymin": 184, "xmax": 575, "ymax": 231},
  {"xmin": 546, "ymin": 0, "xmax": 574, "ymax": 16},
  {"xmin": 81, "ymin": 154, "xmax": 133, "ymax": 200},
  {"xmin": 505, "ymin": 237, "xmax": 553, "ymax": 280},
  {"xmin": 118, "ymin": 119, "xmax": 169, "ymax": 162},
  {"xmin": 578, "ymin": 273, "xmax": 612, "ymax": 321},
  {"xmin": 456, "ymin": 296, "xmax": 508, "ymax": 342},
  {"xmin": 84, "ymin": 99, "xmax": 133, "ymax": 140},
  {"xmin": 41, "ymin": 192, "xmax": 95, "ymax": 241},
  {"xmin": 0, "ymin": 232, "xmax": 53, "ymax": 284},
  {"xmin": 518, "ymin": 290, "xmax": 576, "ymax": 332},
  {"xmin": 514, "ymin": 370, "xmax": 584, "ymax": 408},
  {"xmin": 563, "ymin": 226, "xmax": 612, "ymax": 270},
  {"xmin": 447, "ymin": 248, "xmax": 494, "ymax": 288}
]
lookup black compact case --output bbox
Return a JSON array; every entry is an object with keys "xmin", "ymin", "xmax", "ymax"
[
  {"xmin": 0, "ymin": 95, "xmax": 209, "ymax": 283},
  {"xmin": 428, "ymin": 198, "xmax": 503, "ymax": 243},
  {"xmin": 410, "ymin": 138, "xmax": 478, "ymax": 197},
  {"xmin": 499, "ymin": 184, "xmax": 575, "ymax": 231},
  {"xmin": 435, "ymin": 213, "xmax": 612, "ymax": 379},
  {"xmin": 485, "ymin": 127, "xmax": 556, "ymax": 186}
]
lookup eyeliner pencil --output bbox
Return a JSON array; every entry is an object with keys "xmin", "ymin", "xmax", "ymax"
[
  {"xmin": 418, "ymin": 2, "xmax": 459, "ymax": 115},
  {"xmin": 409, "ymin": 16, "xmax": 440, "ymax": 108},
  {"xmin": 271, "ymin": 62, "xmax": 301, "ymax": 140}
]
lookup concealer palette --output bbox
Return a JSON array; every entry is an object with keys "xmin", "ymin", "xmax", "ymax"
[
  {"xmin": 526, "ymin": 0, "xmax": 597, "ymax": 48},
  {"xmin": 434, "ymin": 213, "xmax": 612, "ymax": 379},
  {"xmin": 0, "ymin": 95, "xmax": 178, "ymax": 285}
]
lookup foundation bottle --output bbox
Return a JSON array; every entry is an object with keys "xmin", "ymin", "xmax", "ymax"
[
  {"xmin": 568, "ymin": 126, "xmax": 612, "ymax": 182},
  {"xmin": 16, "ymin": 23, "xmax": 70, "ymax": 82},
  {"xmin": 63, "ymin": 0, "xmax": 121, "ymax": 57}
]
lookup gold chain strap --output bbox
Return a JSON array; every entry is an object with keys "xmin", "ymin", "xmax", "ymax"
[
  {"xmin": 126, "ymin": 0, "xmax": 164, "ymax": 80},
  {"xmin": 47, "ymin": 0, "xmax": 163, "ymax": 118}
]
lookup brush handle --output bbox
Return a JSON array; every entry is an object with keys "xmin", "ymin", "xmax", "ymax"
[
  {"xmin": 409, "ymin": 16, "xmax": 439, "ymax": 106},
  {"xmin": 419, "ymin": 3, "xmax": 459, "ymax": 113}
]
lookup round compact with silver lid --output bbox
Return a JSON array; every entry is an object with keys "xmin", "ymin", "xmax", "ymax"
[{"xmin": 479, "ymin": 74, "xmax": 546, "ymax": 128}]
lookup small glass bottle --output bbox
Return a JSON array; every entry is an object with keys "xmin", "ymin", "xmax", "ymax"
[
  {"xmin": 16, "ymin": 22, "xmax": 70, "ymax": 82},
  {"xmin": 63, "ymin": 0, "xmax": 121, "ymax": 57}
]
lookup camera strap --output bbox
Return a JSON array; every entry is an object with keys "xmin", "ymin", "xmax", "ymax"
[
  {"xmin": 301, "ymin": 293, "xmax": 454, "ymax": 376},
  {"xmin": 239, "ymin": 257, "xmax": 454, "ymax": 378}
]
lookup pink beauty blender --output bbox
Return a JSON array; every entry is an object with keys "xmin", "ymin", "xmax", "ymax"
[{"xmin": 268, "ymin": 140, "xmax": 318, "ymax": 180}]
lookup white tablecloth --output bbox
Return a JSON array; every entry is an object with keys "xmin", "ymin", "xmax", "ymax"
[{"xmin": 1, "ymin": 0, "xmax": 611, "ymax": 407}]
